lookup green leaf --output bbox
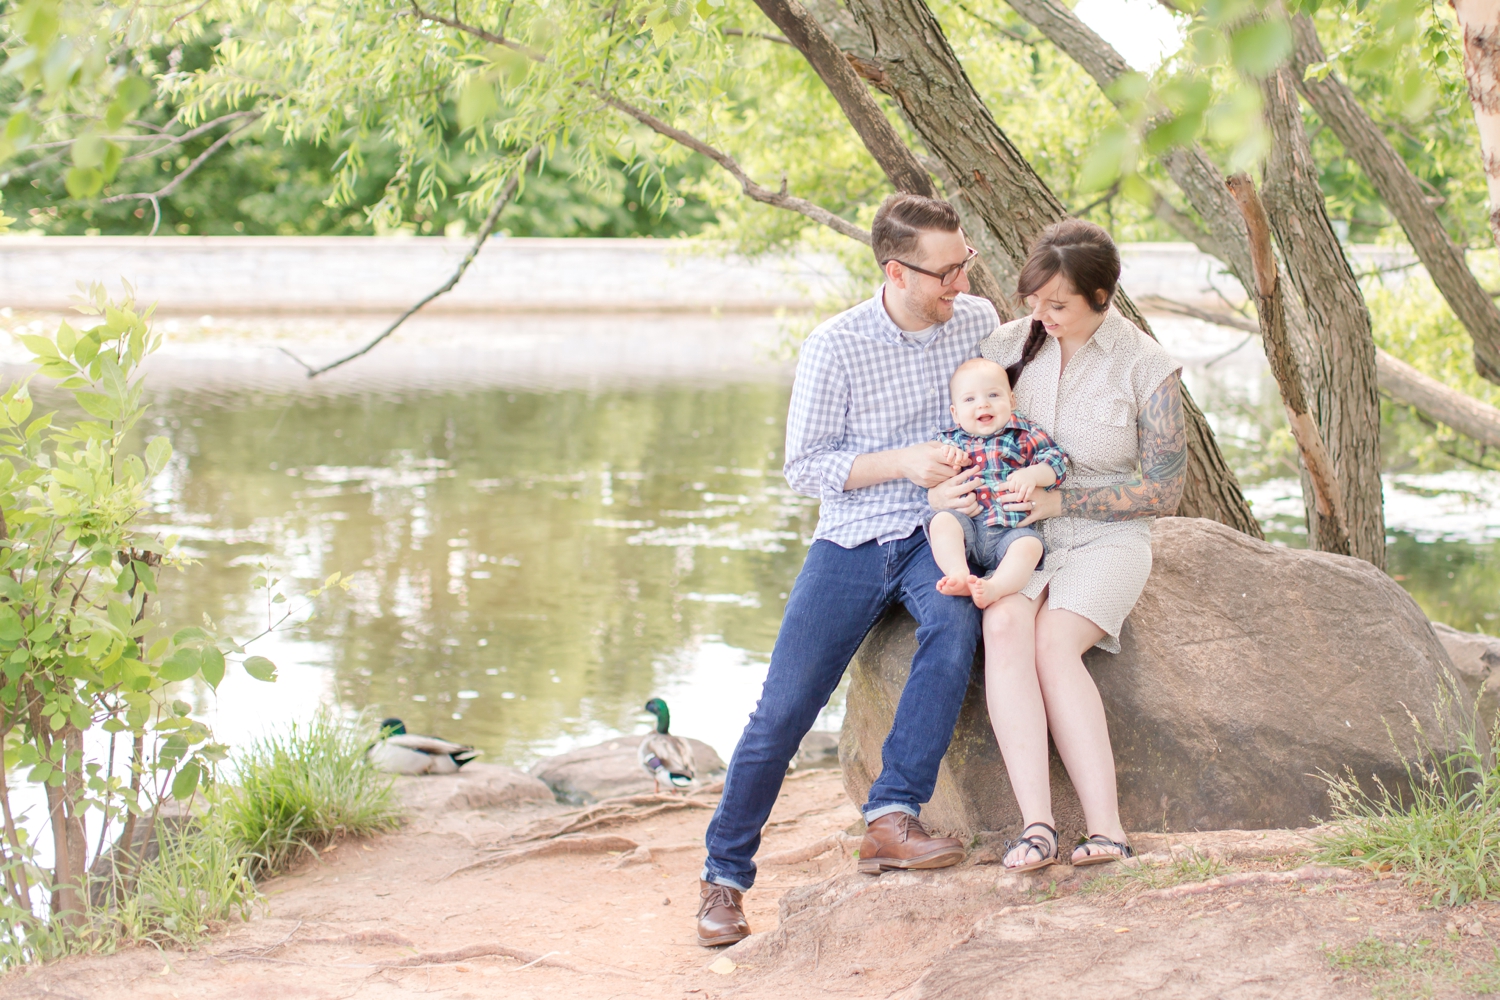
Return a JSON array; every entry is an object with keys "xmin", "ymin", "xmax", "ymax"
[
  {"xmin": 458, "ymin": 76, "xmax": 498, "ymax": 130},
  {"xmin": 74, "ymin": 392, "xmax": 119, "ymax": 421},
  {"xmin": 0, "ymin": 576, "xmax": 21, "ymax": 602},
  {"xmin": 159, "ymin": 647, "xmax": 201, "ymax": 682},
  {"xmin": 145, "ymin": 436, "xmax": 172, "ymax": 473},
  {"xmin": 55, "ymin": 322, "xmax": 75, "ymax": 358},
  {"xmin": 17, "ymin": 334, "xmax": 59, "ymax": 360},
  {"xmin": 200, "ymin": 646, "xmax": 224, "ymax": 689},
  {"xmin": 64, "ymin": 167, "xmax": 103, "ymax": 200},
  {"xmin": 171, "ymin": 761, "xmax": 200, "ymax": 801},
  {"xmin": 1229, "ymin": 18, "xmax": 1293, "ymax": 79},
  {"xmin": 243, "ymin": 655, "xmax": 277, "ymax": 682},
  {"xmin": 0, "ymin": 606, "xmax": 23, "ymax": 642},
  {"xmin": 172, "ymin": 627, "xmax": 210, "ymax": 645},
  {"xmin": 71, "ymin": 135, "xmax": 106, "ymax": 170},
  {"xmin": 147, "ymin": 636, "xmax": 169, "ymax": 660}
]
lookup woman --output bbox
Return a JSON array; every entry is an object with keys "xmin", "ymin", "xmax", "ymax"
[{"xmin": 928, "ymin": 219, "xmax": 1187, "ymax": 871}]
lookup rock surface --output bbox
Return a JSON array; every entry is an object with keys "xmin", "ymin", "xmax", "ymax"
[
  {"xmin": 529, "ymin": 735, "xmax": 726, "ymax": 804},
  {"xmin": 396, "ymin": 762, "xmax": 555, "ymax": 813},
  {"xmin": 1433, "ymin": 621, "xmax": 1500, "ymax": 722},
  {"xmin": 840, "ymin": 516, "xmax": 1462, "ymax": 841},
  {"xmin": 793, "ymin": 730, "xmax": 841, "ymax": 770}
]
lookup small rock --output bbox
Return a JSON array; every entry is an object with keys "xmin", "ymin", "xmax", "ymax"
[
  {"xmin": 396, "ymin": 762, "xmax": 554, "ymax": 813},
  {"xmin": 792, "ymin": 731, "xmax": 841, "ymax": 771},
  {"xmin": 530, "ymin": 735, "xmax": 726, "ymax": 804},
  {"xmin": 611, "ymin": 846, "xmax": 654, "ymax": 868},
  {"xmin": 709, "ymin": 956, "xmax": 737, "ymax": 975}
]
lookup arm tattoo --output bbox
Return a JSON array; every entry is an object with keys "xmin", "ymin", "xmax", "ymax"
[{"xmin": 1060, "ymin": 375, "xmax": 1188, "ymax": 521}]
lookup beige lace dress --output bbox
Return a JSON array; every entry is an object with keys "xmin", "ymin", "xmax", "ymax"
[{"xmin": 979, "ymin": 309, "xmax": 1182, "ymax": 652}]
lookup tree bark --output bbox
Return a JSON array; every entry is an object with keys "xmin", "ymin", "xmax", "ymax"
[
  {"xmin": 1227, "ymin": 173, "xmax": 1352, "ymax": 554},
  {"xmin": 836, "ymin": 0, "xmax": 1262, "ymax": 536},
  {"xmin": 749, "ymin": 0, "xmax": 1012, "ymax": 309},
  {"xmin": 1260, "ymin": 68, "xmax": 1387, "ymax": 567},
  {"xmin": 1290, "ymin": 14, "xmax": 1500, "ymax": 384},
  {"xmin": 998, "ymin": 0, "xmax": 1374, "ymax": 549},
  {"xmin": 1453, "ymin": 0, "xmax": 1500, "ymax": 256}
]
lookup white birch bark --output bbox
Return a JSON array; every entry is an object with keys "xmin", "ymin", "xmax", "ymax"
[{"xmin": 1454, "ymin": 0, "xmax": 1500, "ymax": 248}]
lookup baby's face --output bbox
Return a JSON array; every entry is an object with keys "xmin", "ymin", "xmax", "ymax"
[{"xmin": 950, "ymin": 366, "xmax": 1014, "ymax": 436}]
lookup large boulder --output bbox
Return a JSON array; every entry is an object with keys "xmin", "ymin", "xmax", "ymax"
[
  {"xmin": 1433, "ymin": 622, "xmax": 1500, "ymax": 723},
  {"xmin": 530, "ymin": 734, "xmax": 726, "ymax": 804},
  {"xmin": 840, "ymin": 517, "xmax": 1462, "ymax": 841},
  {"xmin": 396, "ymin": 762, "xmax": 555, "ymax": 813}
]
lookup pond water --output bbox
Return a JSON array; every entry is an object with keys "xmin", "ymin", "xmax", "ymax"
[{"xmin": 10, "ymin": 309, "xmax": 1500, "ymax": 774}]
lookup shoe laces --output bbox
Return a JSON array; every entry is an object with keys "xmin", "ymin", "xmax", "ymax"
[{"xmin": 700, "ymin": 883, "xmax": 739, "ymax": 913}]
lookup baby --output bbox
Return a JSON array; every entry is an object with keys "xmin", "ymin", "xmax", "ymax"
[{"xmin": 927, "ymin": 358, "xmax": 1068, "ymax": 609}]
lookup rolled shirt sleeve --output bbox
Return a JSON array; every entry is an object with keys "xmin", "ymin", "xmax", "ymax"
[
  {"xmin": 782, "ymin": 334, "xmax": 861, "ymax": 501},
  {"xmin": 1034, "ymin": 431, "xmax": 1069, "ymax": 488}
]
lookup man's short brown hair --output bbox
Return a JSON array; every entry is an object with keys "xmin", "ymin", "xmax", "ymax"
[{"xmin": 871, "ymin": 193, "xmax": 961, "ymax": 267}]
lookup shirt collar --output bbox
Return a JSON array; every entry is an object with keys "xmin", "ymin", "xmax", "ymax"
[{"xmin": 1085, "ymin": 307, "xmax": 1125, "ymax": 355}]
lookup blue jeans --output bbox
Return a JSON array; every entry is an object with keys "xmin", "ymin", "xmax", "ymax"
[{"xmin": 701, "ymin": 529, "xmax": 982, "ymax": 891}]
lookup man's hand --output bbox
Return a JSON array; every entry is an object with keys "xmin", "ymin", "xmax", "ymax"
[
  {"xmin": 902, "ymin": 442, "xmax": 968, "ymax": 488},
  {"xmin": 928, "ymin": 466, "xmax": 982, "ymax": 517},
  {"xmin": 996, "ymin": 481, "xmax": 1062, "ymax": 526}
]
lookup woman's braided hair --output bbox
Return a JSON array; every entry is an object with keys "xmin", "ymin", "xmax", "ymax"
[{"xmin": 1006, "ymin": 219, "xmax": 1120, "ymax": 387}]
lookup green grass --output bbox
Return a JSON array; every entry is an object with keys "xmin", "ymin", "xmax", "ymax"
[
  {"xmin": 1314, "ymin": 714, "xmax": 1500, "ymax": 907},
  {"xmin": 218, "ymin": 711, "xmax": 403, "ymax": 878},
  {"xmin": 1328, "ymin": 937, "xmax": 1457, "ymax": 1000},
  {"xmin": 1077, "ymin": 849, "xmax": 1226, "ymax": 898}
]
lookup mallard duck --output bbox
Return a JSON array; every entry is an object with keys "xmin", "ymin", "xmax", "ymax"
[
  {"xmin": 639, "ymin": 697, "xmax": 696, "ymax": 794},
  {"xmin": 366, "ymin": 718, "xmax": 479, "ymax": 775}
]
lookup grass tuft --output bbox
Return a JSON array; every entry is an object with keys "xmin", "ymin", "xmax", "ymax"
[
  {"xmin": 1313, "ymin": 711, "xmax": 1500, "ymax": 906},
  {"xmin": 107, "ymin": 812, "xmax": 258, "ymax": 948},
  {"xmin": 1076, "ymin": 849, "xmax": 1226, "ymax": 898},
  {"xmin": 220, "ymin": 711, "xmax": 403, "ymax": 878}
]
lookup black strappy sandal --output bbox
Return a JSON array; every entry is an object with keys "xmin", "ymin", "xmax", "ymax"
[
  {"xmin": 1073, "ymin": 833, "xmax": 1135, "ymax": 867},
  {"xmin": 1003, "ymin": 821, "xmax": 1059, "ymax": 873}
]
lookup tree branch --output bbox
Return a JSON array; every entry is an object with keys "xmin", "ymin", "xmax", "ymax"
[
  {"xmin": 1226, "ymin": 173, "xmax": 1351, "ymax": 556},
  {"xmin": 598, "ymin": 91, "xmax": 871, "ymax": 245},
  {"xmin": 100, "ymin": 114, "xmax": 262, "ymax": 207},
  {"xmin": 408, "ymin": 0, "xmax": 546, "ymax": 61},
  {"xmin": 280, "ymin": 145, "xmax": 544, "ymax": 378},
  {"xmin": 1289, "ymin": 13, "xmax": 1500, "ymax": 384}
]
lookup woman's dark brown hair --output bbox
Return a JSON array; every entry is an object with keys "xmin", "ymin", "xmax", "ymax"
[{"xmin": 1007, "ymin": 219, "xmax": 1120, "ymax": 386}]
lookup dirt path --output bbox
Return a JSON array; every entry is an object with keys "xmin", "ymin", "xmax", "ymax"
[{"xmin": 3, "ymin": 769, "xmax": 1498, "ymax": 999}]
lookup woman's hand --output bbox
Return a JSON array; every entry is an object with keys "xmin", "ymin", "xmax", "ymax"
[
  {"xmin": 996, "ymin": 483, "xmax": 1062, "ymax": 526},
  {"xmin": 928, "ymin": 466, "xmax": 982, "ymax": 516}
]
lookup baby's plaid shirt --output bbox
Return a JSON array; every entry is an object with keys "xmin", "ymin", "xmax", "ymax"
[{"xmin": 937, "ymin": 413, "xmax": 1069, "ymax": 528}]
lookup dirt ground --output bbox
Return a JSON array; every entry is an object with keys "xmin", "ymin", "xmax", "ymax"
[{"xmin": 3, "ymin": 768, "xmax": 1500, "ymax": 1000}]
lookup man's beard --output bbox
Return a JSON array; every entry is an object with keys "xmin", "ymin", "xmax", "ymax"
[{"xmin": 911, "ymin": 289, "xmax": 954, "ymax": 326}]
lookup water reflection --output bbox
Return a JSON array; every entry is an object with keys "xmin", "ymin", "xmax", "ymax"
[{"xmin": 139, "ymin": 380, "xmax": 819, "ymax": 765}]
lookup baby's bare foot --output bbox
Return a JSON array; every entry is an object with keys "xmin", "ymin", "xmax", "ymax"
[
  {"xmin": 935, "ymin": 575, "xmax": 971, "ymax": 596},
  {"xmin": 970, "ymin": 574, "xmax": 1018, "ymax": 610}
]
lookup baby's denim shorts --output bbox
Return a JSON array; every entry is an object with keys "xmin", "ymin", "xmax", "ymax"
[{"xmin": 922, "ymin": 508, "xmax": 1044, "ymax": 577}]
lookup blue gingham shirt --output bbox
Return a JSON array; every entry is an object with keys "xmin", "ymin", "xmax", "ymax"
[{"xmin": 784, "ymin": 288, "xmax": 998, "ymax": 547}]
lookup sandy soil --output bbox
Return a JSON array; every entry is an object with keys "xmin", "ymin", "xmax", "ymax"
[{"xmin": 3, "ymin": 768, "xmax": 1499, "ymax": 1000}]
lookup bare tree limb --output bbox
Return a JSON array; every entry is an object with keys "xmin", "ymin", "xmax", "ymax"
[
  {"xmin": 1142, "ymin": 296, "xmax": 1500, "ymax": 450},
  {"xmin": 598, "ymin": 92, "xmax": 872, "ymax": 245},
  {"xmin": 1227, "ymin": 173, "xmax": 1351, "ymax": 556},
  {"xmin": 100, "ymin": 114, "xmax": 263, "ymax": 207},
  {"xmin": 280, "ymin": 146, "xmax": 543, "ymax": 378},
  {"xmin": 408, "ymin": 0, "xmax": 545, "ymax": 60},
  {"xmin": 1290, "ymin": 13, "xmax": 1500, "ymax": 384}
]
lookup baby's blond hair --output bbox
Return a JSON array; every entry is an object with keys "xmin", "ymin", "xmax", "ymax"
[{"xmin": 949, "ymin": 357, "xmax": 1011, "ymax": 398}]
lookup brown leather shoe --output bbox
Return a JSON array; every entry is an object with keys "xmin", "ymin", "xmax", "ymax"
[
  {"xmin": 696, "ymin": 880, "xmax": 750, "ymax": 947},
  {"xmin": 857, "ymin": 812, "xmax": 966, "ymax": 874}
]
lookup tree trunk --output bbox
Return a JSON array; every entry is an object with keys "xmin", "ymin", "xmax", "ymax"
[
  {"xmin": 837, "ymin": 0, "xmax": 1262, "ymax": 536},
  {"xmin": 749, "ymin": 0, "xmax": 1012, "ymax": 309},
  {"xmin": 1453, "ymin": 0, "xmax": 1500, "ymax": 256},
  {"xmin": 1290, "ymin": 14, "xmax": 1500, "ymax": 384},
  {"xmin": 1227, "ymin": 173, "xmax": 1352, "ymax": 554},
  {"xmin": 1260, "ymin": 68, "xmax": 1386, "ymax": 567},
  {"xmin": 998, "ymin": 0, "xmax": 1389, "ymax": 554}
]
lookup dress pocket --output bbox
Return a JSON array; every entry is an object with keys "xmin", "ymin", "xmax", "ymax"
[{"xmin": 1091, "ymin": 396, "xmax": 1133, "ymax": 427}]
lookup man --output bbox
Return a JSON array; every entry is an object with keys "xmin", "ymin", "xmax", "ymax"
[{"xmin": 696, "ymin": 193, "xmax": 996, "ymax": 946}]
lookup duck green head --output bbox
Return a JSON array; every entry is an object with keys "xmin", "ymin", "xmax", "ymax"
[
  {"xmin": 644, "ymin": 698, "xmax": 670, "ymax": 734},
  {"xmin": 378, "ymin": 718, "xmax": 406, "ymax": 737}
]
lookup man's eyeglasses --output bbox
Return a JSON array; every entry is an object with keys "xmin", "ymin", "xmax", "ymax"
[{"xmin": 882, "ymin": 246, "xmax": 979, "ymax": 287}]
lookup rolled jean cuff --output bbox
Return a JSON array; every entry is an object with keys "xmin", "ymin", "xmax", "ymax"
[
  {"xmin": 863, "ymin": 802, "xmax": 920, "ymax": 822},
  {"xmin": 699, "ymin": 864, "xmax": 751, "ymax": 892}
]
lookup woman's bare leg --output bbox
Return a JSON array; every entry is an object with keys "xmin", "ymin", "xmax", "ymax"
[
  {"xmin": 1031, "ymin": 607, "xmax": 1128, "ymax": 860},
  {"xmin": 981, "ymin": 590, "xmax": 1052, "ymax": 867}
]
